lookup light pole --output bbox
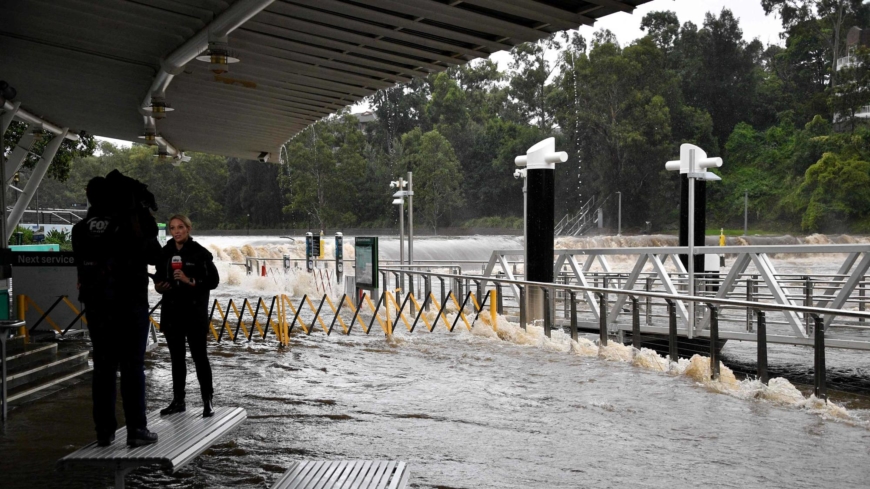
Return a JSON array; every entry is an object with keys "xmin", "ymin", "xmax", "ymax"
[
  {"xmin": 407, "ymin": 171, "xmax": 413, "ymax": 269},
  {"xmin": 666, "ymin": 144, "xmax": 722, "ymax": 340},
  {"xmin": 390, "ymin": 177, "xmax": 412, "ymax": 290}
]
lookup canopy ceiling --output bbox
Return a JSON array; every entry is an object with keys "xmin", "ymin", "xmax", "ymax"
[{"xmin": 1, "ymin": 0, "xmax": 652, "ymax": 161}]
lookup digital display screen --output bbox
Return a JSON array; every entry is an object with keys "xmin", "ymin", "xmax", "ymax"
[{"xmin": 354, "ymin": 237, "xmax": 378, "ymax": 289}]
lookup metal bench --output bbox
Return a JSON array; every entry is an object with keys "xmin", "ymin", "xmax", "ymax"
[
  {"xmin": 57, "ymin": 406, "xmax": 246, "ymax": 488},
  {"xmin": 271, "ymin": 460, "xmax": 409, "ymax": 489}
]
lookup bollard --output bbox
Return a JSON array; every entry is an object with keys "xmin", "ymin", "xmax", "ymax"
[
  {"xmin": 631, "ymin": 296, "xmax": 640, "ymax": 349},
  {"xmin": 804, "ymin": 276, "xmax": 813, "ymax": 332},
  {"xmin": 598, "ymin": 293, "xmax": 608, "ymax": 346},
  {"xmin": 708, "ymin": 304, "xmax": 720, "ymax": 380},
  {"xmin": 496, "ymin": 283, "xmax": 504, "ymax": 315},
  {"xmin": 645, "ymin": 276, "xmax": 652, "ymax": 325},
  {"xmin": 543, "ymin": 287, "xmax": 551, "ymax": 338},
  {"xmin": 667, "ymin": 299, "xmax": 677, "ymax": 363},
  {"xmin": 860, "ymin": 280, "xmax": 865, "ymax": 323},
  {"xmin": 519, "ymin": 286, "xmax": 526, "ymax": 330},
  {"xmin": 813, "ymin": 315, "xmax": 827, "ymax": 401},
  {"xmin": 476, "ymin": 281, "xmax": 483, "ymax": 307},
  {"xmin": 746, "ymin": 276, "xmax": 754, "ymax": 332},
  {"xmin": 756, "ymin": 309, "xmax": 768, "ymax": 384},
  {"xmin": 439, "ymin": 277, "xmax": 446, "ymax": 307},
  {"xmin": 570, "ymin": 291, "xmax": 578, "ymax": 342},
  {"xmin": 425, "ymin": 276, "xmax": 431, "ymax": 312}
]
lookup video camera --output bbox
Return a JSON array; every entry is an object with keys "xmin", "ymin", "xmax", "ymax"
[
  {"xmin": 106, "ymin": 169, "xmax": 158, "ymax": 213},
  {"xmin": 105, "ymin": 169, "xmax": 158, "ymax": 240}
]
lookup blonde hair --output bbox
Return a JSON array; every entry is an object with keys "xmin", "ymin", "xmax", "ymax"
[{"xmin": 168, "ymin": 214, "xmax": 192, "ymax": 230}]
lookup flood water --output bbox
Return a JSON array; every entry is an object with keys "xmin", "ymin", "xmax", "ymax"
[{"xmin": 3, "ymin": 234, "xmax": 870, "ymax": 488}]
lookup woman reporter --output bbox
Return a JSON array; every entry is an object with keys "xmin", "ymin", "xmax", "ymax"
[{"xmin": 154, "ymin": 215, "xmax": 219, "ymax": 417}]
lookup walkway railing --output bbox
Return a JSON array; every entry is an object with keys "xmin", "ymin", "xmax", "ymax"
[
  {"xmin": 479, "ymin": 245, "xmax": 870, "ymax": 347},
  {"xmin": 382, "ymin": 267, "xmax": 870, "ymax": 401}
]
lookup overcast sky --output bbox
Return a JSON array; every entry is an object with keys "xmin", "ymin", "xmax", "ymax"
[
  {"xmin": 488, "ymin": 0, "xmax": 784, "ymax": 69},
  {"xmin": 593, "ymin": 0, "xmax": 783, "ymax": 47},
  {"xmin": 99, "ymin": 1, "xmax": 784, "ymax": 147}
]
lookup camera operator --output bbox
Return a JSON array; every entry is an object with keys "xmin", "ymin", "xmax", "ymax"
[{"xmin": 71, "ymin": 173, "xmax": 161, "ymax": 447}]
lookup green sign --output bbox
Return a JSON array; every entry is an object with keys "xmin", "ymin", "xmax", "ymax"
[{"xmin": 354, "ymin": 237, "xmax": 378, "ymax": 289}]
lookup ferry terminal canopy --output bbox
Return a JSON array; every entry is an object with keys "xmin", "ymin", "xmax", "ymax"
[{"xmin": 1, "ymin": 0, "xmax": 651, "ymax": 161}]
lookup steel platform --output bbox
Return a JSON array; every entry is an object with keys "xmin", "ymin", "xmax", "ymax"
[
  {"xmin": 271, "ymin": 460, "xmax": 409, "ymax": 489},
  {"xmin": 57, "ymin": 406, "xmax": 246, "ymax": 488}
]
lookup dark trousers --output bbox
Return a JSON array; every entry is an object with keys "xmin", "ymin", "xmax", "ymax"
[
  {"xmin": 163, "ymin": 319, "xmax": 213, "ymax": 401},
  {"xmin": 85, "ymin": 303, "xmax": 150, "ymax": 437}
]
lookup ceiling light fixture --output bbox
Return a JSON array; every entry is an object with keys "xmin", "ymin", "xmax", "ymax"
[
  {"xmin": 143, "ymin": 93, "xmax": 174, "ymax": 119},
  {"xmin": 195, "ymin": 36, "xmax": 240, "ymax": 75}
]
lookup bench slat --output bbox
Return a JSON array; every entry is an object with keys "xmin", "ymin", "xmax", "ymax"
[
  {"xmin": 57, "ymin": 407, "xmax": 246, "ymax": 471},
  {"xmin": 273, "ymin": 461, "xmax": 407, "ymax": 489}
]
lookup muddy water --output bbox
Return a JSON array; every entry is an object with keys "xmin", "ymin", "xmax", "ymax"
[{"xmin": 3, "ymin": 234, "xmax": 870, "ymax": 488}]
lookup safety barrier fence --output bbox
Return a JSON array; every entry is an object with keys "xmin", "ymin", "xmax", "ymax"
[
  {"xmin": 202, "ymin": 286, "xmax": 498, "ymax": 349},
  {"xmin": 17, "ymin": 294, "xmax": 87, "ymax": 339}
]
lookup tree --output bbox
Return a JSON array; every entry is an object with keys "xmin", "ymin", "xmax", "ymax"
[
  {"xmin": 640, "ymin": 11, "xmax": 681, "ymax": 55},
  {"xmin": 2, "ymin": 121, "xmax": 96, "ymax": 181},
  {"xmin": 675, "ymin": 9, "xmax": 766, "ymax": 146},
  {"xmin": 762, "ymin": 0, "xmax": 870, "ymax": 87},
  {"xmin": 508, "ymin": 33, "xmax": 562, "ymax": 130},
  {"xmin": 281, "ymin": 113, "xmax": 367, "ymax": 230},
  {"xmin": 401, "ymin": 129, "xmax": 463, "ymax": 233},
  {"xmin": 554, "ymin": 36, "xmax": 691, "ymax": 229}
]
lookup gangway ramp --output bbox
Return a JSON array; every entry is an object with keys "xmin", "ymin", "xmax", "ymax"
[{"xmin": 57, "ymin": 406, "xmax": 246, "ymax": 488}]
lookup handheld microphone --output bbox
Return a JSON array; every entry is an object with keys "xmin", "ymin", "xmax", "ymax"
[{"xmin": 171, "ymin": 256, "xmax": 182, "ymax": 287}]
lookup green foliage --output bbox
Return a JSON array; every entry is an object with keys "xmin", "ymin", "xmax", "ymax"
[
  {"xmin": 2, "ymin": 122, "xmax": 97, "ymax": 182},
  {"xmin": 280, "ymin": 113, "xmax": 367, "ymax": 230},
  {"xmin": 8, "ymin": 226, "xmax": 33, "ymax": 245},
  {"xmin": 45, "ymin": 229, "xmax": 70, "ymax": 245},
  {"xmin": 400, "ymin": 129, "xmax": 464, "ymax": 233}
]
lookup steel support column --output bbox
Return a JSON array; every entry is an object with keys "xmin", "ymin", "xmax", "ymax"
[{"xmin": 6, "ymin": 129, "xmax": 68, "ymax": 240}]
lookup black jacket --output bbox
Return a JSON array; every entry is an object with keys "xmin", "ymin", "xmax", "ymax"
[
  {"xmin": 72, "ymin": 207, "xmax": 160, "ymax": 305},
  {"xmin": 155, "ymin": 238, "xmax": 219, "ymax": 329}
]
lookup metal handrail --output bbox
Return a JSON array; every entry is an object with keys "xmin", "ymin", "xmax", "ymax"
[{"xmin": 381, "ymin": 267, "xmax": 870, "ymax": 320}]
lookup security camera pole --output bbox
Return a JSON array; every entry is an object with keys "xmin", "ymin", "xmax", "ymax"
[
  {"xmin": 515, "ymin": 138, "xmax": 568, "ymax": 324},
  {"xmin": 665, "ymin": 144, "xmax": 722, "ymax": 338}
]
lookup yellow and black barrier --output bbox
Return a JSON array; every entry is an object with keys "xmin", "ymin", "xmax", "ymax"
[
  {"xmin": 202, "ymin": 288, "xmax": 499, "ymax": 348},
  {"xmin": 16, "ymin": 294, "xmax": 162, "ymax": 341}
]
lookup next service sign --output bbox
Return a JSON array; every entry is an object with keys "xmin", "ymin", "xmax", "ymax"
[{"xmin": 9, "ymin": 252, "xmax": 76, "ymax": 267}]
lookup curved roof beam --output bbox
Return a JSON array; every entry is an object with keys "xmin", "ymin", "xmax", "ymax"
[
  {"xmin": 141, "ymin": 0, "xmax": 276, "ymax": 157},
  {"xmin": 3, "ymin": 100, "xmax": 80, "ymax": 142}
]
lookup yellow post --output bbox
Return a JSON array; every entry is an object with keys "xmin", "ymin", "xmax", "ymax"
[
  {"xmin": 17, "ymin": 295, "xmax": 27, "ymax": 340},
  {"xmin": 385, "ymin": 290, "xmax": 392, "ymax": 335},
  {"xmin": 490, "ymin": 289, "xmax": 497, "ymax": 332},
  {"xmin": 719, "ymin": 228, "xmax": 726, "ymax": 247}
]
